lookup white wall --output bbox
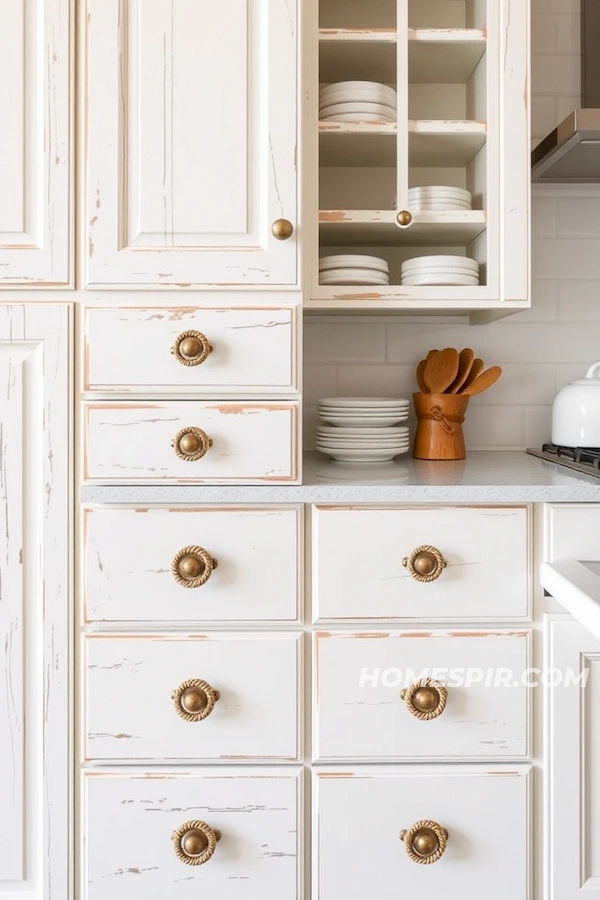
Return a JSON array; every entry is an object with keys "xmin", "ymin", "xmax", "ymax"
[{"xmin": 304, "ymin": 0, "xmax": 600, "ymax": 450}]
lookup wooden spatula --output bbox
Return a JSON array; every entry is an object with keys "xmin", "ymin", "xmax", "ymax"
[
  {"xmin": 460, "ymin": 357, "xmax": 484, "ymax": 391},
  {"xmin": 448, "ymin": 348, "xmax": 474, "ymax": 393},
  {"xmin": 461, "ymin": 365, "xmax": 502, "ymax": 396},
  {"xmin": 423, "ymin": 348, "xmax": 460, "ymax": 394},
  {"xmin": 416, "ymin": 359, "xmax": 428, "ymax": 392}
]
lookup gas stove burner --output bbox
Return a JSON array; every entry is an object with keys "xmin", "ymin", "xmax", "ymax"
[{"xmin": 526, "ymin": 444, "xmax": 600, "ymax": 478}]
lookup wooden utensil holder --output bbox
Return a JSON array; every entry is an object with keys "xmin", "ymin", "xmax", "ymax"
[{"xmin": 413, "ymin": 392, "xmax": 470, "ymax": 460}]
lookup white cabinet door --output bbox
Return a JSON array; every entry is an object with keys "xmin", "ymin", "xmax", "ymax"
[
  {"xmin": 0, "ymin": 0, "xmax": 71, "ymax": 284},
  {"xmin": 85, "ymin": 0, "xmax": 298, "ymax": 288},
  {"xmin": 0, "ymin": 305, "xmax": 70, "ymax": 898},
  {"xmin": 546, "ymin": 616, "xmax": 600, "ymax": 899}
]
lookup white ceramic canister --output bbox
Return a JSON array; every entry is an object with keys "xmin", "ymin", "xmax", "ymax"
[{"xmin": 552, "ymin": 361, "xmax": 600, "ymax": 447}]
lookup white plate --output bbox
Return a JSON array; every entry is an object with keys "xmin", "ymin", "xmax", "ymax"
[
  {"xmin": 319, "ymin": 254, "xmax": 389, "ymax": 273},
  {"xmin": 318, "ymin": 448, "xmax": 410, "ymax": 462},
  {"xmin": 320, "ymin": 101, "xmax": 397, "ymax": 118},
  {"xmin": 319, "ymin": 415, "xmax": 409, "ymax": 427},
  {"xmin": 410, "ymin": 202, "xmax": 472, "ymax": 210},
  {"xmin": 319, "ymin": 92, "xmax": 397, "ymax": 109},
  {"xmin": 409, "ymin": 186, "xmax": 472, "ymax": 199},
  {"xmin": 401, "ymin": 274, "xmax": 480, "ymax": 286},
  {"xmin": 319, "ymin": 397, "xmax": 409, "ymax": 407},
  {"xmin": 319, "ymin": 266, "xmax": 390, "ymax": 280},
  {"xmin": 319, "ymin": 407, "xmax": 409, "ymax": 414},
  {"xmin": 317, "ymin": 441, "xmax": 410, "ymax": 450},
  {"xmin": 400, "ymin": 264, "xmax": 479, "ymax": 276},
  {"xmin": 320, "ymin": 112, "xmax": 396, "ymax": 122},
  {"xmin": 319, "ymin": 274, "xmax": 390, "ymax": 285},
  {"xmin": 320, "ymin": 80, "xmax": 396, "ymax": 99},
  {"xmin": 402, "ymin": 255, "xmax": 479, "ymax": 271},
  {"xmin": 317, "ymin": 426, "xmax": 409, "ymax": 436}
]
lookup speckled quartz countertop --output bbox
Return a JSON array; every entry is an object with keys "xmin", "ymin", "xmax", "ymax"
[{"xmin": 80, "ymin": 451, "xmax": 600, "ymax": 504}]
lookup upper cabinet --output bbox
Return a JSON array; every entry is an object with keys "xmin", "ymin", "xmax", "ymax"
[
  {"xmin": 0, "ymin": 0, "xmax": 71, "ymax": 286},
  {"xmin": 306, "ymin": 0, "xmax": 530, "ymax": 315},
  {"xmin": 84, "ymin": 0, "xmax": 298, "ymax": 290}
]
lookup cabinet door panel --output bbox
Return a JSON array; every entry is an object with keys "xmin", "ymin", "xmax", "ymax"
[
  {"xmin": 85, "ymin": 0, "xmax": 297, "ymax": 287},
  {"xmin": 0, "ymin": 1, "xmax": 70, "ymax": 284},
  {"xmin": 0, "ymin": 305, "xmax": 70, "ymax": 898}
]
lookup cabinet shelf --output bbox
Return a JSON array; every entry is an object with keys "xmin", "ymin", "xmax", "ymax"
[
  {"xmin": 319, "ymin": 29, "xmax": 397, "ymax": 83},
  {"xmin": 408, "ymin": 29, "xmax": 486, "ymax": 82},
  {"xmin": 409, "ymin": 121, "xmax": 487, "ymax": 165},
  {"xmin": 319, "ymin": 210, "xmax": 487, "ymax": 246}
]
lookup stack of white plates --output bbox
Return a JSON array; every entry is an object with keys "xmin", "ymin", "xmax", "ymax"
[
  {"xmin": 401, "ymin": 255, "xmax": 480, "ymax": 286},
  {"xmin": 320, "ymin": 81, "xmax": 396, "ymax": 122},
  {"xmin": 316, "ymin": 397, "xmax": 410, "ymax": 462},
  {"xmin": 319, "ymin": 254, "xmax": 390, "ymax": 286},
  {"xmin": 408, "ymin": 185, "xmax": 472, "ymax": 211}
]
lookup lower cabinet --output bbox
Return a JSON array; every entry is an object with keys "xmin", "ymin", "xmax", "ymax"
[
  {"xmin": 81, "ymin": 768, "xmax": 303, "ymax": 900},
  {"xmin": 314, "ymin": 766, "xmax": 531, "ymax": 900}
]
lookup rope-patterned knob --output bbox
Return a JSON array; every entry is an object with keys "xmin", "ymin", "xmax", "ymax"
[
  {"xmin": 172, "ymin": 678, "xmax": 220, "ymax": 722},
  {"xmin": 171, "ymin": 330, "xmax": 213, "ymax": 367},
  {"xmin": 400, "ymin": 678, "xmax": 448, "ymax": 721},
  {"xmin": 399, "ymin": 820, "xmax": 448, "ymax": 865},
  {"xmin": 171, "ymin": 427, "xmax": 212, "ymax": 461},
  {"xmin": 402, "ymin": 545, "xmax": 447, "ymax": 582},
  {"xmin": 171, "ymin": 820, "xmax": 221, "ymax": 865},
  {"xmin": 171, "ymin": 546, "xmax": 218, "ymax": 588}
]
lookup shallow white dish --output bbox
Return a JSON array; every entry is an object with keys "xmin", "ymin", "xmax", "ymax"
[
  {"xmin": 319, "ymin": 415, "xmax": 408, "ymax": 427},
  {"xmin": 317, "ymin": 442, "xmax": 410, "ymax": 451},
  {"xmin": 409, "ymin": 185, "xmax": 471, "ymax": 199},
  {"xmin": 317, "ymin": 425, "xmax": 409, "ymax": 436},
  {"xmin": 319, "ymin": 254, "xmax": 389, "ymax": 273},
  {"xmin": 320, "ymin": 101, "xmax": 396, "ymax": 118},
  {"xmin": 319, "ymin": 407, "xmax": 409, "ymax": 415},
  {"xmin": 400, "ymin": 265, "xmax": 479, "ymax": 277},
  {"xmin": 320, "ymin": 80, "xmax": 397, "ymax": 99},
  {"xmin": 319, "ymin": 397, "xmax": 409, "ymax": 408},
  {"xmin": 320, "ymin": 112, "xmax": 396, "ymax": 122},
  {"xmin": 318, "ymin": 447, "xmax": 410, "ymax": 462},
  {"xmin": 319, "ymin": 273, "xmax": 390, "ymax": 286},
  {"xmin": 401, "ymin": 274, "xmax": 480, "ymax": 286},
  {"xmin": 410, "ymin": 201, "xmax": 472, "ymax": 211},
  {"xmin": 320, "ymin": 266, "xmax": 390, "ymax": 280},
  {"xmin": 402, "ymin": 255, "xmax": 479, "ymax": 271}
]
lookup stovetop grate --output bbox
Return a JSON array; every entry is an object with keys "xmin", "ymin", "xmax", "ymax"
[{"xmin": 526, "ymin": 444, "xmax": 600, "ymax": 479}]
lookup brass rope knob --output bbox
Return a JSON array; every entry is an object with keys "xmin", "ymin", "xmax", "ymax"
[
  {"xmin": 402, "ymin": 545, "xmax": 447, "ymax": 582},
  {"xmin": 171, "ymin": 546, "xmax": 218, "ymax": 589},
  {"xmin": 401, "ymin": 678, "xmax": 448, "ymax": 721},
  {"xmin": 171, "ymin": 820, "xmax": 222, "ymax": 866},
  {"xmin": 172, "ymin": 678, "xmax": 220, "ymax": 722},
  {"xmin": 399, "ymin": 820, "xmax": 448, "ymax": 865},
  {"xmin": 272, "ymin": 218, "xmax": 294, "ymax": 240},
  {"xmin": 396, "ymin": 210, "xmax": 413, "ymax": 227},
  {"xmin": 171, "ymin": 427, "xmax": 212, "ymax": 462},
  {"xmin": 171, "ymin": 330, "xmax": 213, "ymax": 367}
]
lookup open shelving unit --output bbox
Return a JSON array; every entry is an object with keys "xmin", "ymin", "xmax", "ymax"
[{"xmin": 305, "ymin": 0, "xmax": 530, "ymax": 319}]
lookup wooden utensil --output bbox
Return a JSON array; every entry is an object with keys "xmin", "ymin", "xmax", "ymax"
[
  {"xmin": 423, "ymin": 348, "xmax": 459, "ymax": 394},
  {"xmin": 448, "ymin": 348, "xmax": 474, "ymax": 393},
  {"xmin": 416, "ymin": 359, "xmax": 428, "ymax": 392},
  {"xmin": 460, "ymin": 357, "xmax": 484, "ymax": 391},
  {"xmin": 460, "ymin": 365, "xmax": 502, "ymax": 396}
]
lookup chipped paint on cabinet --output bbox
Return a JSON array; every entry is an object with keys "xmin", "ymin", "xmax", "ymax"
[{"xmin": 0, "ymin": 304, "xmax": 70, "ymax": 897}]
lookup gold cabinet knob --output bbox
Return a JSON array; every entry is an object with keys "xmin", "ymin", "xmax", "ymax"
[
  {"xmin": 171, "ymin": 426, "xmax": 212, "ymax": 461},
  {"xmin": 171, "ymin": 330, "xmax": 213, "ymax": 367},
  {"xmin": 171, "ymin": 820, "xmax": 222, "ymax": 866},
  {"xmin": 401, "ymin": 678, "xmax": 448, "ymax": 721},
  {"xmin": 172, "ymin": 678, "xmax": 220, "ymax": 721},
  {"xmin": 171, "ymin": 545, "xmax": 218, "ymax": 588},
  {"xmin": 396, "ymin": 210, "xmax": 413, "ymax": 227},
  {"xmin": 272, "ymin": 218, "xmax": 294, "ymax": 240},
  {"xmin": 402, "ymin": 545, "xmax": 447, "ymax": 582},
  {"xmin": 399, "ymin": 820, "xmax": 448, "ymax": 865}
]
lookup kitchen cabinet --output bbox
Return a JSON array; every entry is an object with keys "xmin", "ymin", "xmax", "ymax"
[
  {"xmin": 305, "ymin": 0, "xmax": 530, "ymax": 315},
  {"xmin": 84, "ymin": 0, "xmax": 298, "ymax": 289},
  {"xmin": 0, "ymin": 0, "xmax": 71, "ymax": 285},
  {"xmin": 0, "ymin": 305, "xmax": 70, "ymax": 899}
]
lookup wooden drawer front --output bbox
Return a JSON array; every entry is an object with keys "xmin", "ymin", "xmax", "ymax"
[
  {"xmin": 314, "ymin": 630, "xmax": 530, "ymax": 761},
  {"xmin": 315, "ymin": 766, "xmax": 531, "ymax": 900},
  {"xmin": 544, "ymin": 503, "xmax": 600, "ymax": 562},
  {"xmin": 83, "ymin": 305, "xmax": 298, "ymax": 395},
  {"xmin": 83, "ymin": 633, "xmax": 301, "ymax": 762},
  {"xmin": 83, "ymin": 506, "xmax": 302, "ymax": 624},
  {"xmin": 82, "ymin": 768, "xmax": 301, "ymax": 900},
  {"xmin": 313, "ymin": 506, "xmax": 530, "ymax": 621},
  {"xmin": 83, "ymin": 402, "xmax": 299, "ymax": 483}
]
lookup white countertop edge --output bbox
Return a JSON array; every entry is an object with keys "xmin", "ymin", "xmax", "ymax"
[{"xmin": 79, "ymin": 452, "xmax": 600, "ymax": 504}]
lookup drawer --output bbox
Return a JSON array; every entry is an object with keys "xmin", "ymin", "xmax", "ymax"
[
  {"xmin": 544, "ymin": 503, "xmax": 600, "ymax": 561},
  {"xmin": 82, "ymin": 768, "xmax": 302, "ymax": 900},
  {"xmin": 83, "ymin": 304, "xmax": 299, "ymax": 395},
  {"xmin": 314, "ymin": 630, "xmax": 530, "ymax": 761},
  {"xmin": 83, "ymin": 401, "xmax": 299, "ymax": 483},
  {"xmin": 315, "ymin": 765, "xmax": 530, "ymax": 900},
  {"xmin": 312, "ymin": 505, "xmax": 530, "ymax": 621},
  {"xmin": 83, "ymin": 633, "xmax": 301, "ymax": 762},
  {"xmin": 83, "ymin": 505, "xmax": 302, "ymax": 624}
]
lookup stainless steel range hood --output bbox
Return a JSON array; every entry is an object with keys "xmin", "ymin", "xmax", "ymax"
[{"xmin": 532, "ymin": 0, "xmax": 600, "ymax": 183}]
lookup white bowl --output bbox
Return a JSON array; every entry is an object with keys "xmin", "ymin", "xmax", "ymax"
[
  {"xmin": 402, "ymin": 255, "xmax": 479, "ymax": 271},
  {"xmin": 319, "ymin": 397, "xmax": 409, "ymax": 407},
  {"xmin": 401, "ymin": 274, "xmax": 480, "ymax": 286},
  {"xmin": 319, "ymin": 254, "xmax": 389, "ymax": 273}
]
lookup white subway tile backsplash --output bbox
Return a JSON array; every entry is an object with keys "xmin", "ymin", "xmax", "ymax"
[{"xmin": 302, "ymin": 2, "xmax": 600, "ymax": 452}]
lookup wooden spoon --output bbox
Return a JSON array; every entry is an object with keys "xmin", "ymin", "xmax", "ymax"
[
  {"xmin": 460, "ymin": 357, "xmax": 484, "ymax": 391},
  {"xmin": 423, "ymin": 348, "xmax": 460, "ymax": 394},
  {"xmin": 460, "ymin": 365, "xmax": 502, "ymax": 396},
  {"xmin": 448, "ymin": 348, "xmax": 474, "ymax": 393},
  {"xmin": 416, "ymin": 359, "xmax": 428, "ymax": 392}
]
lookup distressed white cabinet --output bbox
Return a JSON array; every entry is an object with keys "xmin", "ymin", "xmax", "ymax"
[
  {"xmin": 0, "ymin": 0, "xmax": 71, "ymax": 285},
  {"xmin": 84, "ymin": 0, "xmax": 298, "ymax": 289},
  {"xmin": 0, "ymin": 305, "xmax": 70, "ymax": 898}
]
